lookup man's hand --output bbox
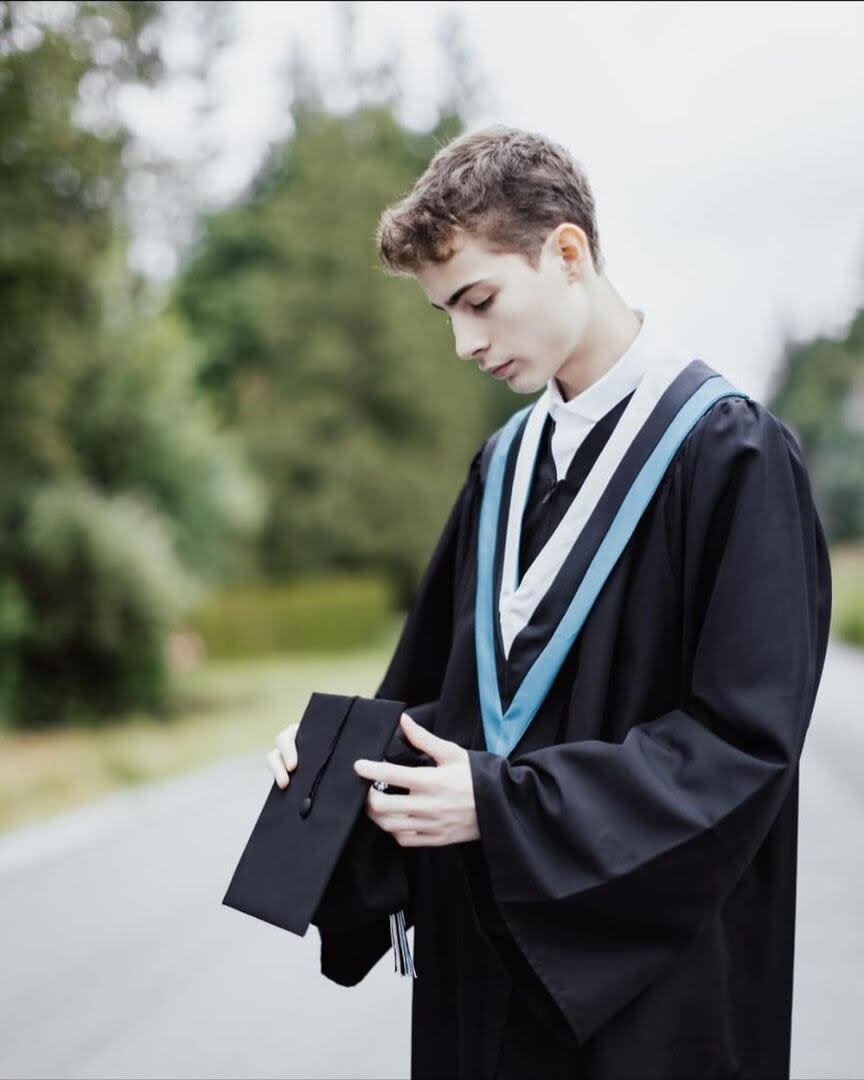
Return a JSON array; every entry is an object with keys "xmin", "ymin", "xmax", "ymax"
[
  {"xmin": 353, "ymin": 713, "xmax": 480, "ymax": 847},
  {"xmin": 266, "ymin": 722, "xmax": 299, "ymax": 789}
]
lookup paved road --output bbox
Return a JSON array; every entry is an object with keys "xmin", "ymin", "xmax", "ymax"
[
  {"xmin": 0, "ymin": 639, "xmax": 861, "ymax": 1080},
  {"xmin": 790, "ymin": 639, "xmax": 864, "ymax": 1080}
]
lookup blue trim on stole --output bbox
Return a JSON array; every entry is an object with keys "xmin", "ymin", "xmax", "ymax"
[{"xmin": 475, "ymin": 375, "xmax": 746, "ymax": 759}]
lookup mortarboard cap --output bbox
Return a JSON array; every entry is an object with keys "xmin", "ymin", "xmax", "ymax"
[{"xmin": 222, "ymin": 692, "xmax": 428, "ymax": 941}]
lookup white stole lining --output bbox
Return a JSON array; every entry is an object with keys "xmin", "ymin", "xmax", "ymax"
[{"xmin": 498, "ymin": 351, "xmax": 692, "ymax": 658}]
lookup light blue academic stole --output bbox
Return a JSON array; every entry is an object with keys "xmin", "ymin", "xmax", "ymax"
[{"xmin": 475, "ymin": 356, "xmax": 748, "ymax": 759}]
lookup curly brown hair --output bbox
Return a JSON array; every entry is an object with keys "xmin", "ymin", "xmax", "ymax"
[{"xmin": 375, "ymin": 124, "xmax": 604, "ymax": 277}]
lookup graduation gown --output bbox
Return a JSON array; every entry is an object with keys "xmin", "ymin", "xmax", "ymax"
[{"xmin": 312, "ymin": 366, "xmax": 832, "ymax": 1080}]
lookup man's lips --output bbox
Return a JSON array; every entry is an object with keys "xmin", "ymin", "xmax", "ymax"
[{"xmin": 485, "ymin": 359, "xmax": 515, "ymax": 379}]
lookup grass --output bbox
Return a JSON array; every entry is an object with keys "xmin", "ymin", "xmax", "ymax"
[
  {"xmin": 0, "ymin": 620, "xmax": 403, "ymax": 835},
  {"xmin": 188, "ymin": 574, "xmax": 395, "ymax": 658}
]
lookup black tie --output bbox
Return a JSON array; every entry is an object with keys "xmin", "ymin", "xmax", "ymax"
[{"xmin": 540, "ymin": 417, "xmax": 561, "ymax": 504}]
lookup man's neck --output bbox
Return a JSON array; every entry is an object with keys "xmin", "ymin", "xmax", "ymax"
[{"xmin": 554, "ymin": 299, "xmax": 643, "ymax": 403}]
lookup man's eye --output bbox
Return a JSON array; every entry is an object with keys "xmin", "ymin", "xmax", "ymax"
[{"xmin": 471, "ymin": 296, "xmax": 494, "ymax": 312}]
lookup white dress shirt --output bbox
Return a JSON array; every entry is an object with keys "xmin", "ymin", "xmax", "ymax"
[{"xmin": 546, "ymin": 307, "xmax": 657, "ymax": 481}]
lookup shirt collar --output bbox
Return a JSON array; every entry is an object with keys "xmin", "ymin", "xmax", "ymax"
[{"xmin": 546, "ymin": 308, "xmax": 652, "ymax": 425}]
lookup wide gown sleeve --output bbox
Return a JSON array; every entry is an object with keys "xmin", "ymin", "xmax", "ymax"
[
  {"xmin": 464, "ymin": 397, "xmax": 833, "ymax": 1045},
  {"xmin": 313, "ymin": 447, "xmax": 483, "ymax": 985}
]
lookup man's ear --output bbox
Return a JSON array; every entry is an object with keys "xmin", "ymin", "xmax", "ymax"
[{"xmin": 552, "ymin": 222, "xmax": 589, "ymax": 280}]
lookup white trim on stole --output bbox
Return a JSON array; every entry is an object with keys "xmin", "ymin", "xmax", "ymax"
[{"xmin": 498, "ymin": 346, "xmax": 695, "ymax": 658}]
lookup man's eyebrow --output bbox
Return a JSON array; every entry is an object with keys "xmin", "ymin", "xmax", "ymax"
[{"xmin": 429, "ymin": 279, "xmax": 489, "ymax": 311}]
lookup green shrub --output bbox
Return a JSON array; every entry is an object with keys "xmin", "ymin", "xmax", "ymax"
[
  {"xmin": 835, "ymin": 607, "xmax": 864, "ymax": 648},
  {"xmin": 9, "ymin": 481, "xmax": 204, "ymax": 730},
  {"xmin": 830, "ymin": 544, "xmax": 864, "ymax": 648},
  {"xmin": 187, "ymin": 575, "xmax": 397, "ymax": 659}
]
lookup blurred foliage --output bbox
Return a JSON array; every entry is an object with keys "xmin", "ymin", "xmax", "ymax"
[
  {"xmin": 188, "ymin": 575, "xmax": 396, "ymax": 659},
  {"xmin": 0, "ymin": 1, "xmax": 264, "ymax": 729},
  {"xmin": 768, "ymin": 307, "xmax": 864, "ymax": 541},
  {"xmin": 172, "ymin": 91, "xmax": 513, "ymax": 607},
  {"xmin": 0, "ymin": 0, "xmax": 507, "ymax": 729},
  {"xmin": 14, "ymin": 478, "xmax": 203, "ymax": 723},
  {"xmin": 828, "ymin": 543, "xmax": 864, "ymax": 648}
]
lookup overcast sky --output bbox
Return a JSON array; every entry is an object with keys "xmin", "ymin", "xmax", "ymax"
[{"xmin": 130, "ymin": 1, "xmax": 864, "ymax": 400}]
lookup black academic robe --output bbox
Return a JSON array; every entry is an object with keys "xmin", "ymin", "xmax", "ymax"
[{"xmin": 312, "ymin": 381, "xmax": 833, "ymax": 1080}]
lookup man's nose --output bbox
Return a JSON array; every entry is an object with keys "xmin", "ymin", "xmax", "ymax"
[{"xmin": 455, "ymin": 333, "xmax": 489, "ymax": 364}]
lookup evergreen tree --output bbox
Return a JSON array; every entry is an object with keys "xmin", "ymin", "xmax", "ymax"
[{"xmin": 173, "ymin": 12, "xmax": 511, "ymax": 604}]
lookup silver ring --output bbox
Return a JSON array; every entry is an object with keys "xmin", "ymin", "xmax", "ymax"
[{"xmin": 373, "ymin": 780, "xmax": 390, "ymax": 792}]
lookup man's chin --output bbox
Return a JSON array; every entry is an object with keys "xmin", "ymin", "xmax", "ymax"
[{"xmin": 506, "ymin": 370, "xmax": 546, "ymax": 396}]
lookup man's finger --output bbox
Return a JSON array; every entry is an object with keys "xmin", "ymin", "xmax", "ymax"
[
  {"xmin": 266, "ymin": 747, "xmax": 290, "ymax": 788},
  {"xmin": 370, "ymin": 813, "xmax": 429, "ymax": 833},
  {"xmin": 274, "ymin": 723, "xmax": 299, "ymax": 770},
  {"xmin": 396, "ymin": 830, "xmax": 441, "ymax": 847},
  {"xmin": 354, "ymin": 758, "xmax": 435, "ymax": 790},
  {"xmin": 367, "ymin": 789, "xmax": 437, "ymax": 817}
]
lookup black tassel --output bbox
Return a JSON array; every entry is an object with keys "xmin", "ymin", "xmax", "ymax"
[
  {"xmin": 373, "ymin": 779, "xmax": 418, "ymax": 978},
  {"xmin": 389, "ymin": 909, "xmax": 417, "ymax": 977}
]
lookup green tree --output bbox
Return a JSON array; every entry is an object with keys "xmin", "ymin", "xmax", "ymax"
[
  {"xmin": 173, "ymin": 93, "xmax": 512, "ymax": 604},
  {"xmin": 768, "ymin": 306, "xmax": 864, "ymax": 540},
  {"xmin": 0, "ymin": 1, "xmax": 263, "ymax": 728}
]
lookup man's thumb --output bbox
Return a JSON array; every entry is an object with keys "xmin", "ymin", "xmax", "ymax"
[{"xmin": 400, "ymin": 712, "xmax": 458, "ymax": 763}]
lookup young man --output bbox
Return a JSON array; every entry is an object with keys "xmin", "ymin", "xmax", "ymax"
[{"xmin": 267, "ymin": 125, "xmax": 832, "ymax": 1079}]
